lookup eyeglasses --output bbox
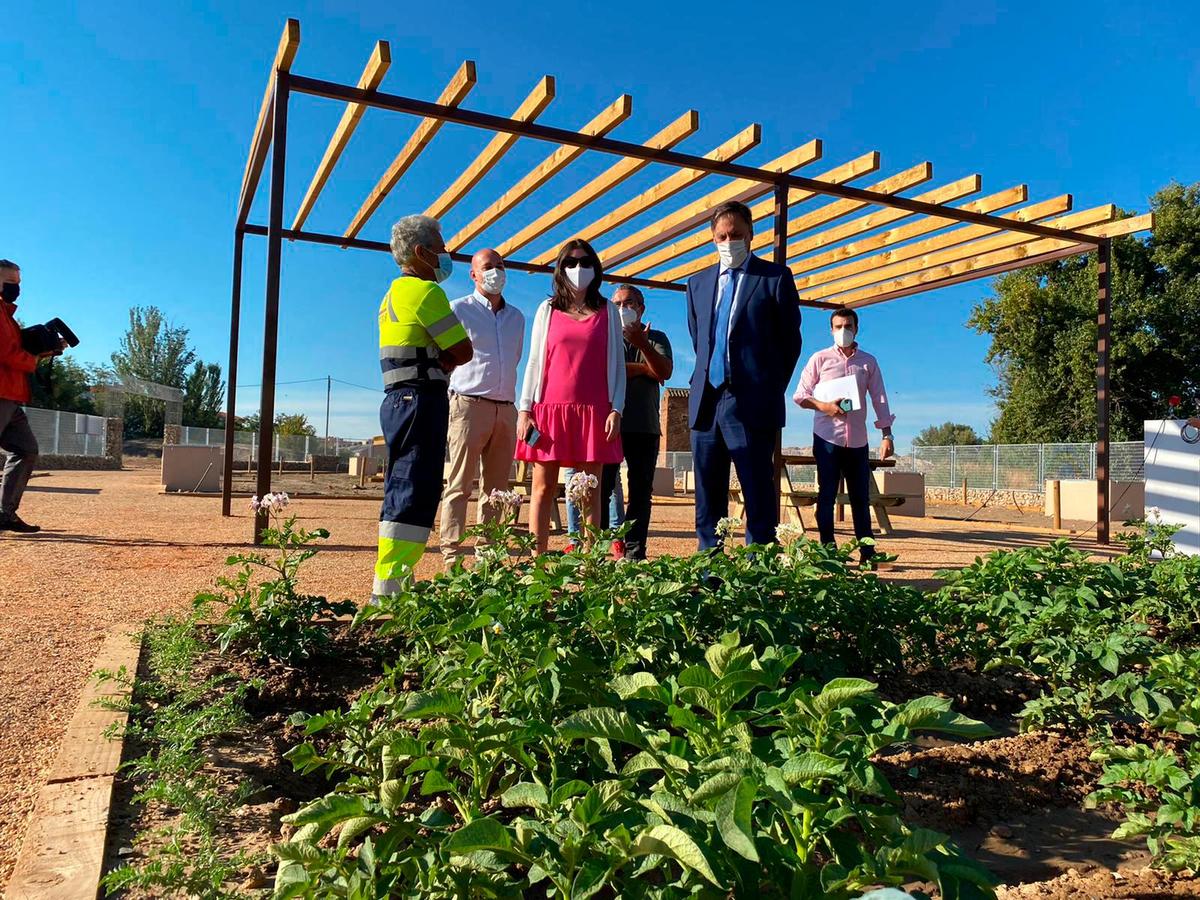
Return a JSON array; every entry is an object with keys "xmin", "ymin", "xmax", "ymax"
[{"xmin": 563, "ymin": 257, "xmax": 595, "ymax": 269}]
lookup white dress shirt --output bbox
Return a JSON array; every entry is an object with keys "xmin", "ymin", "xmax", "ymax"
[
  {"xmin": 448, "ymin": 290, "xmax": 525, "ymax": 402},
  {"xmin": 715, "ymin": 254, "xmax": 750, "ymax": 368}
]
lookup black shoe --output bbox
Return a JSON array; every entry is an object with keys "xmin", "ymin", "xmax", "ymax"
[{"xmin": 0, "ymin": 514, "xmax": 40, "ymax": 533}]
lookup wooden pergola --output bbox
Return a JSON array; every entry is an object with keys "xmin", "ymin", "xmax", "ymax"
[{"xmin": 226, "ymin": 19, "xmax": 1153, "ymax": 543}]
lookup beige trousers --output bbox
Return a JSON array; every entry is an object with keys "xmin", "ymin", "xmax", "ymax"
[{"xmin": 439, "ymin": 393, "xmax": 518, "ymax": 561}]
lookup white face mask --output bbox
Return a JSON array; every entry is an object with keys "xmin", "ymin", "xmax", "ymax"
[
  {"xmin": 833, "ymin": 327, "xmax": 856, "ymax": 348},
  {"xmin": 479, "ymin": 267, "xmax": 506, "ymax": 295},
  {"xmin": 716, "ymin": 240, "xmax": 748, "ymax": 269},
  {"xmin": 618, "ymin": 305, "xmax": 639, "ymax": 328},
  {"xmin": 565, "ymin": 265, "xmax": 595, "ymax": 291}
]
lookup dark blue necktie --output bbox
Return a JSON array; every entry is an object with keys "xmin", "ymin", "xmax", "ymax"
[{"xmin": 708, "ymin": 269, "xmax": 737, "ymax": 388}]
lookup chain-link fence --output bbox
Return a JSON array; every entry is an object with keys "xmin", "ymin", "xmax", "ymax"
[
  {"xmin": 25, "ymin": 406, "xmax": 106, "ymax": 457},
  {"xmin": 178, "ymin": 425, "xmax": 369, "ymax": 464},
  {"xmin": 908, "ymin": 441, "xmax": 1144, "ymax": 491}
]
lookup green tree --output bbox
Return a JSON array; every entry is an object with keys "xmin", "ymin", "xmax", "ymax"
[
  {"xmin": 913, "ymin": 422, "xmax": 982, "ymax": 446},
  {"xmin": 28, "ymin": 356, "xmax": 97, "ymax": 414},
  {"xmin": 970, "ymin": 182, "xmax": 1200, "ymax": 443},
  {"xmin": 181, "ymin": 361, "xmax": 226, "ymax": 428},
  {"xmin": 237, "ymin": 411, "xmax": 315, "ymax": 437},
  {"xmin": 275, "ymin": 413, "xmax": 316, "ymax": 437},
  {"xmin": 110, "ymin": 306, "xmax": 197, "ymax": 437}
]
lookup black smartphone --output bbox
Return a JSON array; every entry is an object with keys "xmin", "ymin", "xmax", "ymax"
[{"xmin": 524, "ymin": 426, "xmax": 542, "ymax": 447}]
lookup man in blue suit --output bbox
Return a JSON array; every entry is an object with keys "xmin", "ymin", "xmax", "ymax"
[{"xmin": 687, "ymin": 200, "xmax": 802, "ymax": 548}]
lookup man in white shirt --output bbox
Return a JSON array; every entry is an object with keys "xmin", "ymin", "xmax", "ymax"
[{"xmin": 438, "ymin": 248, "xmax": 525, "ymax": 564}]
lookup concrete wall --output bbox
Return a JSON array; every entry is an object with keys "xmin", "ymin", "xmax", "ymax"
[
  {"xmin": 161, "ymin": 445, "xmax": 222, "ymax": 492},
  {"xmin": 873, "ymin": 471, "xmax": 925, "ymax": 517},
  {"xmin": 1044, "ymin": 479, "xmax": 1145, "ymax": 525},
  {"xmin": 37, "ymin": 454, "xmax": 121, "ymax": 471}
]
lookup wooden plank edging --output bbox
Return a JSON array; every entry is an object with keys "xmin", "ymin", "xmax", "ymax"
[{"xmin": 6, "ymin": 626, "xmax": 142, "ymax": 899}]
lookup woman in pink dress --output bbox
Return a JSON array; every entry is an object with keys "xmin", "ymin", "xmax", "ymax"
[{"xmin": 516, "ymin": 239, "xmax": 626, "ymax": 553}]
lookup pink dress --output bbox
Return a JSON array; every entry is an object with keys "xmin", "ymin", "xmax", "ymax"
[{"xmin": 516, "ymin": 306, "xmax": 623, "ymax": 465}]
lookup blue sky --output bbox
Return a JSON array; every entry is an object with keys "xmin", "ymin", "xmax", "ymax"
[{"xmin": 3, "ymin": 1, "xmax": 1197, "ymax": 445}]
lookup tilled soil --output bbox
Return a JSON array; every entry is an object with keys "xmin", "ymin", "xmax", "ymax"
[{"xmin": 0, "ymin": 464, "xmax": 1118, "ymax": 888}]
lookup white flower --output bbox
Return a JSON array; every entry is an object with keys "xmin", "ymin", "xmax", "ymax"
[
  {"xmin": 715, "ymin": 517, "xmax": 741, "ymax": 539},
  {"xmin": 1148, "ymin": 506, "xmax": 1162, "ymax": 522},
  {"xmin": 491, "ymin": 622, "xmax": 504, "ymax": 635},
  {"xmin": 484, "ymin": 489, "xmax": 522, "ymax": 512},
  {"xmin": 251, "ymin": 492, "xmax": 291, "ymax": 516},
  {"xmin": 776, "ymin": 523, "xmax": 805, "ymax": 546},
  {"xmin": 565, "ymin": 471, "xmax": 599, "ymax": 506}
]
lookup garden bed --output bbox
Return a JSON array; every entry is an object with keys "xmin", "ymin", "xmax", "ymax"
[{"xmin": 94, "ymin": 502, "xmax": 1200, "ymax": 898}]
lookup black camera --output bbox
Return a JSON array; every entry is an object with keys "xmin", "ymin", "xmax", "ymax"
[{"xmin": 20, "ymin": 318, "xmax": 80, "ymax": 355}]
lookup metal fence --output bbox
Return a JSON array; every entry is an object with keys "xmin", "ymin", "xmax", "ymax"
[
  {"xmin": 178, "ymin": 425, "xmax": 369, "ymax": 464},
  {"xmin": 25, "ymin": 406, "xmax": 106, "ymax": 457},
  {"xmin": 907, "ymin": 441, "xmax": 1144, "ymax": 491}
]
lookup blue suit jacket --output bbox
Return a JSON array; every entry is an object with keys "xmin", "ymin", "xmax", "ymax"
[{"xmin": 686, "ymin": 254, "xmax": 802, "ymax": 430}]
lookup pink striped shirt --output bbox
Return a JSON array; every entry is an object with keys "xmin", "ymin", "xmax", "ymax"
[{"xmin": 793, "ymin": 344, "xmax": 895, "ymax": 448}]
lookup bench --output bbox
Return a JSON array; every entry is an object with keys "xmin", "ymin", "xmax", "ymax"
[{"xmin": 728, "ymin": 485, "xmax": 905, "ymax": 536}]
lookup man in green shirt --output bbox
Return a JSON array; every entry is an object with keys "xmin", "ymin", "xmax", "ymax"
[{"xmin": 601, "ymin": 285, "xmax": 673, "ymax": 560}]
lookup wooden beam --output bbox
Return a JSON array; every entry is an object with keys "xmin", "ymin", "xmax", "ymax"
[
  {"xmin": 791, "ymin": 183, "xmax": 1032, "ymax": 277},
  {"xmin": 424, "ymin": 75, "xmax": 555, "ymax": 221},
  {"xmin": 529, "ymin": 124, "xmax": 762, "ymax": 265},
  {"xmin": 836, "ymin": 244, "xmax": 1093, "ymax": 308},
  {"xmin": 495, "ymin": 110, "xmax": 700, "ymax": 257},
  {"xmin": 616, "ymin": 150, "xmax": 880, "ymax": 278},
  {"xmin": 290, "ymin": 41, "xmax": 391, "ymax": 232},
  {"xmin": 781, "ymin": 167, "xmax": 973, "ymax": 264},
  {"xmin": 445, "ymin": 93, "xmax": 633, "ymax": 252},
  {"xmin": 796, "ymin": 192, "xmax": 1072, "ymax": 290},
  {"xmin": 642, "ymin": 160, "xmax": 933, "ymax": 283},
  {"xmin": 236, "ymin": 18, "xmax": 300, "ymax": 225},
  {"xmin": 835, "ymin": 212, "xmax": 1153, "ymax": 308},
  {"xmin": 597, "ymin": 139, "xmax": 823, "ymax": 269},
  {"xmin": 804, "ymin": 202, "xmax": 1116, "ymax": 300},
  {"xmin": 344, "ymin": 60, "xmax": 478, "ymax": 241}
]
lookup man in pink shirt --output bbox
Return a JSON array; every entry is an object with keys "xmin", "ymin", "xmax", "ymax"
[{"xmin": 793, "ymin": 308, "xmax": 896, "ymax": 562}]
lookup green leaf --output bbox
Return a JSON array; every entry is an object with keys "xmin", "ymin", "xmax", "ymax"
[
  {"xmin": 444, "ymin": 817, "xmax": 514, "ymax": 854},
  {"xmin": 716, "ymin": 777, "xmax": 759, "ymax": 862},
  {"xmin": 421, "ymin": 769, "xmax": 456, "ymax": 795},
  {"xmin": 379, "ymin": 778, "xmax": 409, "ymax": 812},
  {"xmin": 691, "ymin": 771, "xmax": 742, "ymax": 805},
  {"xmin": 337, "ymin": 815, "xmax": 381, "ymax": 849},
  {"xmin": 283, "ymin": 794, "xmax": 366, "ymax": 831},
  {"xmin": 630, "ymin": 824, "xmax": 722, "ymax": 887},
  {"xmin": 781, "ymin": 752, "xmax": 845, "ymax": 785},
  {"xmin": 811, "ymin": 677, "xmax": 877, "ymax": 715},
  {"xmin": 501, "ymin": 782, "xmax": 549, "ymax": 810},
  {"xmin": 891, "ymin": 695, "xmax": 993, "ymax": 739},
  {"xmin": 558, "ymin": 708, "xmax": 647, "ymax": 748},
  {"xmin": 611, "ymin": 672, "xmax": 661, "ymax": 699},
  {"xmin": 400, "ymin": 689, "xmax": 464, "ymax": 720},
  {"xmin": 551, "ymin": 779, "xmax": 591, "ymax": 806}
]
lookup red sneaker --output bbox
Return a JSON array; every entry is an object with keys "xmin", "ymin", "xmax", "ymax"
[{"xmin": 611, "ymin": 540, "xmax": 626, "ymax": 560}]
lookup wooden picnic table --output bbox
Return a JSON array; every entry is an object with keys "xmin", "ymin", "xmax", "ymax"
[
  {"xmin": 731, "ymin": 453, "xmax": 901, "ymax": 536},
  {"xmin": 780, "ymin": 453, "xmax": 899, "ymax": 535}
]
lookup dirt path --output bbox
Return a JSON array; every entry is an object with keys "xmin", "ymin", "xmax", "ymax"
[{"xmin": 0, "ymin": 464, "xmax": 1113, "ymax": 887}]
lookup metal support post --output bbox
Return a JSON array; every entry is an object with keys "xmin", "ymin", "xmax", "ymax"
[
  {"xmin": 253, "ymin": 71, "xmax": 289, "ymax": 543},
  {"xmin": 1096, "ymin": 239, "xmax": 1112, "ymax": 544}
]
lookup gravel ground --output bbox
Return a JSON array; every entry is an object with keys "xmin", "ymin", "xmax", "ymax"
[{"xmin": 0, "ymin": 462, "xmax": 1117, "ymax": 887}]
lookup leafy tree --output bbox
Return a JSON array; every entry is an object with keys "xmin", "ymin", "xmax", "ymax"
[
  {"xmin": 913, "ymin": 422, "xmax": 982, "ymax": 446},
  {"xmin": 237, "ymin": 411, "xmax": 316, "ymax": 437},
  {"xmin": 275, "ymin": 413, "xmax": 316, "ymax": 437},
  {"xmin": 181, "ymin": 361, "xmax": 225, "ymax": 428},
  {"xmin": 110, "ymin": 306, "xmax": 197, "ymax": 437},
  {"xmin": 970, "ymin": 182, "xmax": 1200, "ymax": 443},
  {"xmin": 28, "ymin": 355, "xmax": 97, "ymax": 414}
]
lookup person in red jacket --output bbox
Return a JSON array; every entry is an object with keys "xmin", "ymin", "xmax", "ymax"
[{"xmin": 0, "ymin": 260, "xmax": 62, "ymax": 533}]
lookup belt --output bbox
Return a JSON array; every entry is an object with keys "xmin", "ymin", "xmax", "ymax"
[{"xmin": 452, "ymin": 391, "xmax": 513, "ymax": 405}]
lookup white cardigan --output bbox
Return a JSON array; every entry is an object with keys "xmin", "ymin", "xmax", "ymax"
[{"xmin": 518, "ymin": 299, "xmax": 626, "ymax": 415}]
